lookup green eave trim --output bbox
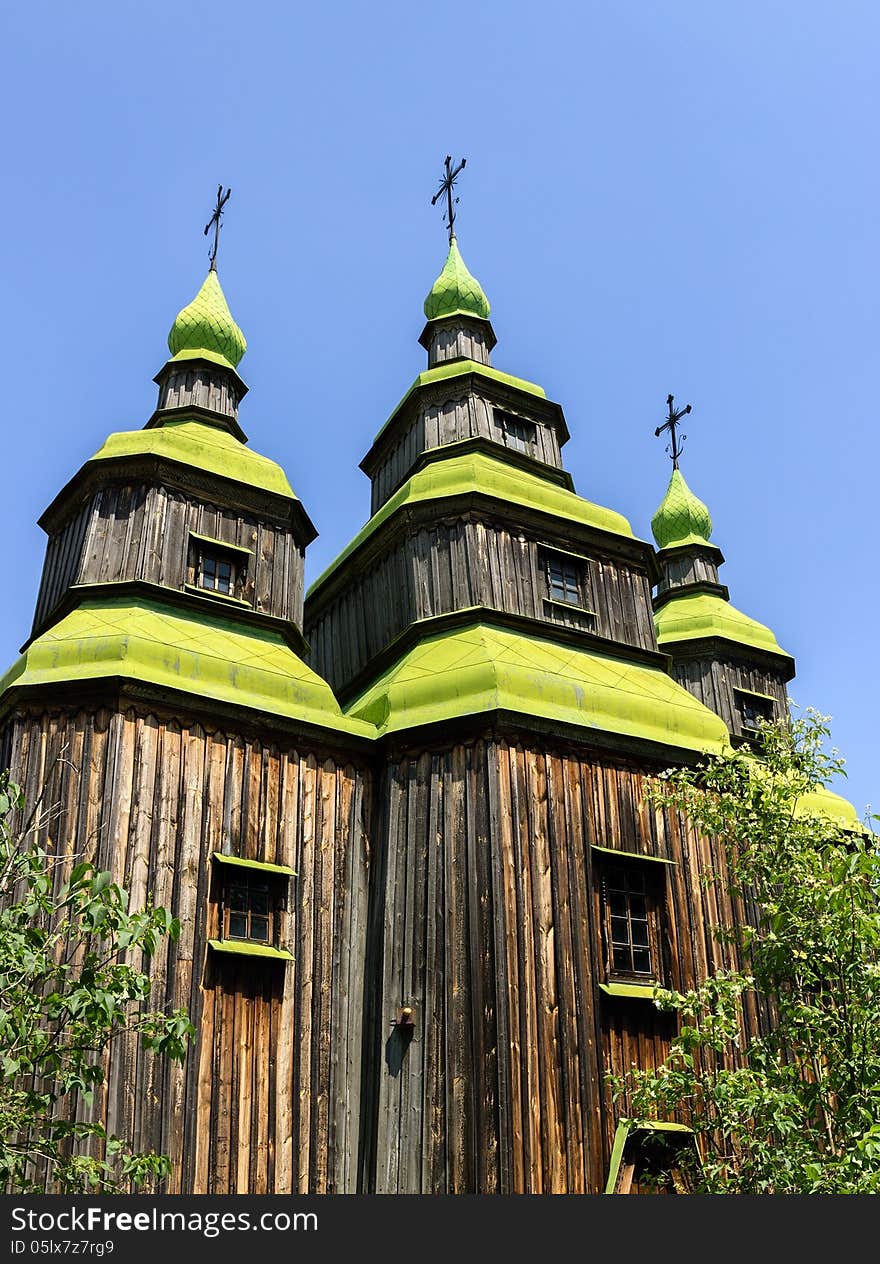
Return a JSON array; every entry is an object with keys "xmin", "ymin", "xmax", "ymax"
[
  {"xmin": 0, "ymin": 597, "xmax": 374, "ymax": 740},
  {"xmin": 212, "ymin": 852, "xmax": 295, "ymax": 878},
  {"xmin": 599, "ymin": 982, "xmax": 660, "ymax": 1000},
  {"xmin": 90, "ymin": 419, "xmax": 296, "ymax": 501},
  {"xmin": 368, "ymin": 360, "xmax": 550, "ymax": 454},
  {"xmin": 309, "ymin": 450, "xmax": 636, "ymax": 596},
  {"xmin": 654, "ymin": 592, "xmax": 792, "ymax": 661},
  {"xmin": 592, "ymin": 845, "xmax": 675, "ymax": 866},
  {"xmin": 344, "ymin": 620, "xmax": 730, "ymax": 754},
  {"xmin": 208, "ymin": 939, "xmax": 292, "ymax": 961}
]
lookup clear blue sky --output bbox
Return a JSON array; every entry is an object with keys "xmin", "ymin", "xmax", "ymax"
[{"xmin": 1, "ymin": 2, "xmax": 876, "ymax": 815}]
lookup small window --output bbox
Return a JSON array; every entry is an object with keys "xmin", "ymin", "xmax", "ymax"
[
  {"xmin": 605, "ymin": 863, "xmax": 652, "ymax": 975},
  {"xmin": 598, "ymin": 856, "xmax": 666, "ymax": 984},
  {"xmin": 224, "ymin": 873, "xmax": 272, "ymax": 943},
  {"xmin": 547, "ymin": 554, "xmax": 582, "ymax": 606},
  {"xmin": 734, "ymin": 689, "xmax": 775, "ymax": 738},
  {"xmin": 496, "ymin": 410, "xmax": 537, "ymax": 454},
  {"xmin": 197, "ymin": 550, "xmax": 237, "ymax": 595}
]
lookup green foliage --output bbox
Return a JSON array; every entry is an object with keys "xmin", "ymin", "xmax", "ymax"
[
  {"xmin": 610, "ymin": 710, "xmax": 880, "ymax": 1193},
  {"xmin": 0, "ymin": 771, "xmax": 194, "ymax": 1192}
]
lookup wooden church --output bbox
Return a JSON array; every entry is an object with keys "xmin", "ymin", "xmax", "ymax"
[{"xmin": 0, "ymin": 179, "xmax": 861, "ymax": 1195}]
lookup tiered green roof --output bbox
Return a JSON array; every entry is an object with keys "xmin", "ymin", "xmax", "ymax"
[
  {"xmin": 423, "ymin": 237, "xmax": 491, "ymax": 322},
  {"xmin": 651, "ymin": 469, "xmax": 713, "ymax": 550},
  {"xmin": 654, "ymin": 591, "xmax": 792, "ymax": 659},
  {"xmin": 346, "ymin": 620, "xmax": 730, "ymax": 753},
  {"xmin": 167, "ymin": 269, "xmax": 247, "ymax": 371},
  {"xmin": 0, "ymin": 598, "xmax": 372, "ymax": 738},
  {"xmin": 90, "ymin": 418, "xmax": 295, "ymax": 500}
]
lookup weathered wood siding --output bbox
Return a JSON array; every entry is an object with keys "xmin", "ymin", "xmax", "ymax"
[
  {"xmin": 670, "ymin": 655, "xmax": 788, "ymax": 737},
  {"xmin": 157, "ymin": 367, "xmax": 241, "ymax": 420},
  {"xmin": 306, "ymin": 517, "xmax": 658, "ymax": 696},
  {"xmin": 655, "ymin": 551, "xmax": 720, "ymax": 596},
  {"xmin": 363, "ymin": 737, "xmax": 766, "ymax": 1194},
  {"xmin": 32, "ymin": 500, "xmax": 92, "ymax": 632},
  {"xmin": 425, "ymin": 323, "xmax": 492, "ymax": 368},
  {"xmin": 4, "ymin": 704, "xmax": 371, "ymax": 1194},
  {"xmin": 369, "ymin": 390, "xmax": 564, "ymax": 514},
  {"xmin": 33, "ymin": 484, "xmax": 305, "ymax": 633}
]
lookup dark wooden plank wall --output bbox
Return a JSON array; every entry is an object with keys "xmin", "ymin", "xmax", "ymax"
[
  {"xmin": 671, "ymin": 656, "xmax": 788, "ymax": 736},
  {"xmin": 366, "ymin": 737, "xmax": 767, "ymax": 1194},
  {"xmin": 306, "ymin": 518, "xmax": 657, "ymax": 696},
  {"xmin": 370, "ymin": 390, "xmax": 563, "ymax": 514},
  {"xmin": 426, "ymin": 325, "xmax": 491, "ymax": 368},
  {"xmin": 32, "ymin": 501, "xmax": 92, "ymax": 633},
  {"xmin": 34, "ymin": 484, "xmax": 305, "ymax": 629},
  {"xmin": 656, "ymin": 551, "xmax": 720, "ymax": 595},
  {"xmin": 157, "ymin": 368, "xmax": 239, "ymax": 419},
  {"xmin": 3, "ymin": 704, "xmax": 370, "ymax": 1194}
]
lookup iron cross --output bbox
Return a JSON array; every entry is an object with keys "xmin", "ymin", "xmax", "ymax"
[
  {"xmin": 655, "ymin": 393, "xmax": 692, "ymax": 469},
  {"xmin": 431, "ymin": 155, "xmax": 467, "ymax": 243},
  {"xmin": 204, "ymin": 185, "xmax": 232, "ymax": 271}
]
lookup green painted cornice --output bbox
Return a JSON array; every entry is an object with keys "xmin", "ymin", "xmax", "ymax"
[
  {"xmin": 651, "ymin": 469, "xmax": 713, "ymax": 550},
  {"xmin": 309, "ymin": 448, "xmax": 637, "ymax": 599},
  {"xmin": 0, "ymin": 597, "xmax": 374, "ymax": 740},
  {"xmin": 167, "ymin": 270, "xmax": 246, "ymax": 371},
  {"xmin": 654, "ymin": 591, "xmax": 793, "ymax": 664},
  {"xmin": 423, "ymin": 237, "xmax": 490, "ymax": 322},
  {"xmin": 345, "ymin": 618, "xmax": 731, "ymax": 754}
]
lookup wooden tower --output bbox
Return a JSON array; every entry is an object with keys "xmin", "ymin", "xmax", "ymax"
[{"xmin": 0, "ymin": 217, "xmax": 862, "ymax": 1194}]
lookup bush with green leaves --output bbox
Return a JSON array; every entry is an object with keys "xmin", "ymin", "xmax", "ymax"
[
  {"xmin": 611, "ymin": 710, "xmax": 880, "ymax": 1193},
  {"xmin": 0, "ymin": 772, "xmax": 193, "ymax": 1192}
]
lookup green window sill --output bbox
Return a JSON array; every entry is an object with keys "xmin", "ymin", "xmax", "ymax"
[
  {"xmin": 208, "ymin": 939, "xmax": 292, "ymax": 961},
  {"xmin": 543, "ymin": 598, "xmax": 597, "ymax": 618},
  {"xmin": 599, "ymin": 981, "xmax": 661, "ymax": 1000},
  {"xmin": 183, "ymin": 583, "xmax": 251, "ymax": 608}
]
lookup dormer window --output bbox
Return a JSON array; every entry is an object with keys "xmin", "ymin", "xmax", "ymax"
[
  {"xmin": 496, "ymin": 410, "xmax": 537, "ymax": 455},
  {"xmin": 198, "ymin": 550, "xmax": 236, "ymax": 595}
]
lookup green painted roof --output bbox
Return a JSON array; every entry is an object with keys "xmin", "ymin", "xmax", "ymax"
[
  {"xmin": 0, "ymin": 597, "xmax": 373, "ymax": 739},
  {"xmin": 310, "ymin": 449, "xmax": 635, "ymax": 595},
  {"xmin": 651, "ymin": 469, "xmax": 713, "ymax": 550},
  {"xmin": 90, "ymin": 418, "xmax": 295, "ymax": 500},
  {"xmin": 168, "ymin": 270, "xmax": 246, "ymax": 370},
  {"xmin": 794, "ymin": 784, "xmax": 866, "ymax": 831},
  {"xmin": 654, "ymin": 592, "xmax": 792, "ymax": 660},
  {"xmin": 424, "ymin": 237, "xmax": 490, "ymax": 322},
  {"xmin": 345, "ymin": 620, "xmax": 730, "ymax": 753}
]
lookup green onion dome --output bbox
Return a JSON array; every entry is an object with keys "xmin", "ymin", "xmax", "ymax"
[
  {"xmin": 423, "ymin": 237, "xmax": 491, "ymax": 322},
  {"xmin": 167, "ymin": 270, "xmax": 247, "ymax": 371},
  {"xmin": 651, "ymin": 469, "xmax": 713, "ymax": 550}
]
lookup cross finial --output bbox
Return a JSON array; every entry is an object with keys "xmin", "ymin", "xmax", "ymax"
[
  {"xmin": 204, "ymin": 185, "xmax": 232, "ymax": 271},
  {"xmin": 654, "ymin": 393, "xmax": 692, "ymax": 469},
  {"xmin": 431, "ymin": 155, "xmax": 467, "ymax": 244}
]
